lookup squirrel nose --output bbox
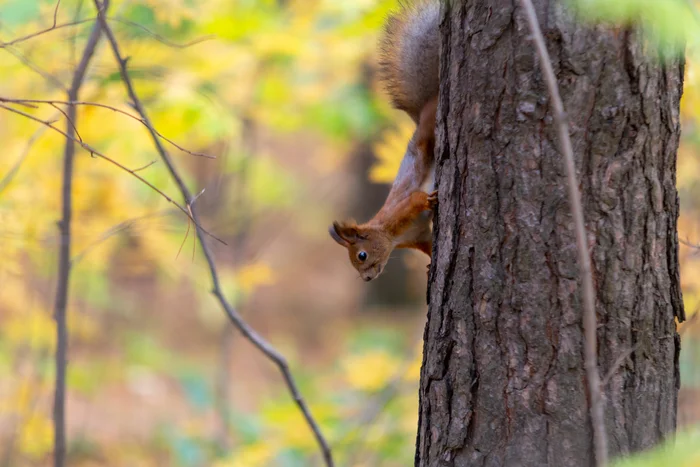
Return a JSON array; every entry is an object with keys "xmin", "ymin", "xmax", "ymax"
[{"xmin": 363, "ymin": 275, "xmax": 372, "ymax": 282}]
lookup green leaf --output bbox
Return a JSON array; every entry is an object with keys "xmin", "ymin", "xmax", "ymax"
[
  {"xmin": 123, "ymin": 3, "xmax": 156, "ymax": 31},
  {"xmin": 67, "ymin": 361, "xmax": 104, "ymax": 396},
  {"xmin": 229, "ymin": 409, "xmax": 263, "ymax": 444},
  {"xmin": 0, "ymin": 0, "xmax": 40, "ymax": 27},
  {"xmin": 274, "ymin": 448, "xmax": 308, "ymax": 467},
  {"xmin": 73, "ymin": 272, "xmax": 112, "ymax": 309},
  {"xmin": 178, "ymin": 373, "xmax": 213, "ymax": 411},
  {"xmin": 612, "ymin": 425, "xmax": 700, "ymax": 466},
  {"xmin": 170, "ymin": 434, "xmax": 205, "ymax": 467},
  {"xmin": 568, "ymin": 0, "xmax": 700, "ymax": 55},
  {"xmin": 347, "ymin": 326, "xmax": 405, "ymax": 355}
]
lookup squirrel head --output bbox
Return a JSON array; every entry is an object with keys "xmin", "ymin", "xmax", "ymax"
[{"xmin": 329, "ymin": 220, "xmax": 392, "ymax": 282}]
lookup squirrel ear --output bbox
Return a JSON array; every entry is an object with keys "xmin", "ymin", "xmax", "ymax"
[{"xmin": 329, "ymin": 221, "xmax": 357, "ymax": 247}]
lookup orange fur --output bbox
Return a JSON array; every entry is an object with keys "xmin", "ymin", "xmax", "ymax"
[{"xmin": 330, "ymin": 1, "xmax": 439, "ymax": 282}]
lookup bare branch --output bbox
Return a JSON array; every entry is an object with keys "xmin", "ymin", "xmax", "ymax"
[
  {"xmin": 680, "ymin": 237, "xmax": 700, "ymax": 250},
  {"xmin": 1, "ymin": 17, "xmax": 212, "ymax": 50},
  {"xmin": 0, "ymin": 97, "xmax": 214, "ymax": 159},
  {"xmin": 48, "ymin": 103, "xmax": 83, "ymax": 142},
  {"xmin": 92, "ymin": 1, "xmax": 334, "ymax": 464},
  {"xmin": 601, "ymin": 344, "xmax": 641, "ymax": 387},
  {"xmin": 518, "ymin": 0, "xmax": 608, "ymax": 465},
  {"xmin": 69, "ymin": 0, "xmax": 85, "ymax": 65},
  {"xmin": 176, "ymin": 213, "xmax": 193, "ymax": 260},
  {"xmin": 0, "ymin": 19, "xmax": 94, "ymax": 49},
  {"xmin": 53, "ymin": 0, "xmax": 62, "ymax": 28},
  {"xmin": 0, "ymin": 104, "xmax": 226, "ymax": 246},
  {"xmin": 132, "ymin": 160, "xmax": 157, "ymax": 172},
  {"xmin": 191, "ymin": 187, "xmax": 206, "ymax": 205},
  {"xmin": 679, "ymin": 306, "xmax": 700, "ymax": 336},
  {"xmin": 52, "ymin": 8, "xmax": 104, "ymax": 465},
  {"xmin": 341, "ymin": 355, "xmax": 415, "ymax": 466},
  {"xmin": 0, "ymin": 126, "xmax": 47, "ymax": 196},
  {"xmin": 2, "ymin": 47, "xmax": 66, "ymax": 90},
  {"xmin": 7, "ymin": 100, "xmax": 38, "ymax": 109},
  {"xmin": 71, "ymin": 211, "xmax": 169, "ymax": 265},
  {"xmin": 110, "ymin": 17, "xmax": 216, "ymax": 48}
]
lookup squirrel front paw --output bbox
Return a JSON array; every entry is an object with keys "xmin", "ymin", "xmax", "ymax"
[{"xmin": 427, "ymin": 190, "xmax": 438, "ymax": 209}]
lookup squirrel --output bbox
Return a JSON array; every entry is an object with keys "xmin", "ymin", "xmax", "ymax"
[{"xmin": 329, "ymin": 0, "xmax": 439, "ymax": 282}]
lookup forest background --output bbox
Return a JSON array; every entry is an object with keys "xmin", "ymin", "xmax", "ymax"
[{"xmin": 1, "ymin": 0, "xmax": 700, "ymax": 466}]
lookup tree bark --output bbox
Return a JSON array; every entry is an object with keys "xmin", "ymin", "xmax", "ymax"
[{"xmin": 417, "ymin": 1, "xmax": 685, "ymax": 466}]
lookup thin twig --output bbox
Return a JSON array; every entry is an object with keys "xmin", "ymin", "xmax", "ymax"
[
  {"xmin": 0, "ymin": 126, "xmax": 47, "ymax": 196},
  {"xmin": 518, "ymin": 0, "xmax": 608, "ymax": 465},
  {"xmin": 71, "ymin": 211, "xmax": 169, "ymax": 265},
  {"xmin": 680, "ymin": 237, "xmax": 700, "ymax": 249},
  {"xmin": 1, "ymin": 17, "xmax": 212, "ymax": 49},
  {"xmin": 70, "ymin": 0, "xmax": 85, "ymax": 66},
  {"xmin": 110, "ymin": 17, "xmax": 215, "ymax": 48},
  {"xmin": 679, "ymin": 307, "xmax": 700, "ymax": 336},
  {"xmin": 215, "ymin": 120, "xmax": 254, "ymax": 450},
  {"xmin": 2, "ymin": 47, "xmax": 66, "ymax": 90},
  {"xmin": 191, "ymin": 187, "xmax": 206, "ymax": 204},
  {"xmin": 52, "ymin": 5, "xmax": 105, "ymax": 464},
  {"xmin": 6, "ymin": 100, "xmax": 38, "ymax": 109},
  {"xmin": 52, "ymin": 0, "xmax": 62, "ymax": 28},
  {"xmin": 92, "ymin": 1, "xmax": 334, "ymax": 464},
  {"xmin": 601, "ymin": 344, "xmax": 641, "ymax": 387},
  {"xmin": 0, "ymin": 19, "xmax": 93, "ymax": 48},
  {"xmin": 0, "ymin": 104, "xmax": 226, "ymax": 246},
  {"xmin": 48, "ymin": 103, "xmax": 83, "ymax": 142},
  {"xmin": 176, "ymin": 213, "xmax": 192, "ymax": 260},
  {"xmin": 0, "ymin": 97, "xmax": 214, "ymax": 159},
  {"xmin": 132, "ymin": 160, "xmax": 157, "ymax": 172},
  {"xmin": 341, "ymin": 355, "xmax": 414, "ymax": 466}
]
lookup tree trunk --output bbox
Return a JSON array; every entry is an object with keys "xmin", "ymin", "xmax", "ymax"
[{"xmin": 417, "ymin": 1, "xmax": 685, "ymax": 466}]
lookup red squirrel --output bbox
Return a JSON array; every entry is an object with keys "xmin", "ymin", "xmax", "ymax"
[{"xmin": 329, "ymin": 0, "xmax": 439, "ymax": 281}]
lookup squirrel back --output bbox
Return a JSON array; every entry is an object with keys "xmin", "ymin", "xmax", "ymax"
[
  {"xmin": 329, "ymin": 1, "xmax": 440, "ymax": 282},
  {"xmin": 380, "ymin": 0, "xmax": 440, "ymax": 123}
]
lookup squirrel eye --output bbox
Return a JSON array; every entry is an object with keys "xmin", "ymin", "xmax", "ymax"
[{"xmin": 357, "ymin": 251, "xmax": 368, "ymax": 262}]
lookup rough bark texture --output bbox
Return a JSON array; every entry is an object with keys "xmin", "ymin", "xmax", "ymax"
[{"xmin": 416, "ymin": 1, "xmax": 685, "ymax": 466}]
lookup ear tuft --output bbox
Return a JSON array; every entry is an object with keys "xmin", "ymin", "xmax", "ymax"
[{"xmin": 329, "ymin": 221, "xmax": 358, "ymax": 247}]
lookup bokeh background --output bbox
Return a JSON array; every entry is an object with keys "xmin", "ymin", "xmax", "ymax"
[{"xmin": 0, "ymin": 0, "xmax": 699, "ymax": 466}]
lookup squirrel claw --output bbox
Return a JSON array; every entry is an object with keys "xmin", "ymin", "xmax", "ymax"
[{"xmin": 427, "ymin": 190, "xmax": 438, "ymax": 209}]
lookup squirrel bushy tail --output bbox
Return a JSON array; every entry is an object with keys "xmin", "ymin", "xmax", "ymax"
[{"xmin": 379, "ymin": 0, "xmax": 440, "ymax": 123}]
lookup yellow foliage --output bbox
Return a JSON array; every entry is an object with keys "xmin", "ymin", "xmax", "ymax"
[
  {"xmin": 214, "ymin": 442, "xmax": 274, "ymax": 467},
  {"xmin": 681, "ymin": 58, "xmax": 699, "ymax": 121},
  {"xmin": 370, "ymin": 117, "xmax": 415, "ymax": 184},
  {"xmin": 145, "ymin": 0, "xmax": 197, "ymax": 27},
  {"xmin": 262, "ymin": 403, "xmax": 316, "ymax": 451},
  {"xmin": 0, "ymin": 380, "xmax": 34, "ymax": 415},
  {"xmin": 404, "ymin": 350, "xmax": 422, "ymax": 382},
  {"xmin": 343, "ymin": 349, "xmax": 399, "ymax": 391},
  {"xmin": 677, "ymin": 143, "xmax": 700, "ymax": 190},
  {"xmin": 18, "ymin": 413, "xmax": 53, "ymax": 460},
  {"xmin": 236, "ymin": 262, "xmax": 276, "ymax": 295},
  {"xmin": 5, "ymin": 309, "xmax": 56, "ymax": 352},
  {"xmin": 67, "ymin": 310, "xmax": 100, "ymax": 343}
]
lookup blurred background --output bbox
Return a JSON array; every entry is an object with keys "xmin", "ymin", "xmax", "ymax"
[{"xmin": 0, "ymin": 0, "xmax": 699, "ymax": 466}]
